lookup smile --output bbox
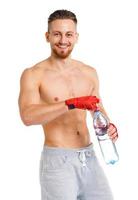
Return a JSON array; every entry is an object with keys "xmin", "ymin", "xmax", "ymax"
[{"xmin": 56, "ymin": 45, "xmax": 70, "ymax": 49}]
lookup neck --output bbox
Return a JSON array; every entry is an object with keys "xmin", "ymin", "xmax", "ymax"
[{"xmin": 49, "ymin": 54, "xmax": 72, "ymax": 71}]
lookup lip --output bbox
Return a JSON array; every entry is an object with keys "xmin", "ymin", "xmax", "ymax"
[
  {"xmin": 56, "ymin": 44, "xmax": 70, "ymax": 49},
  {"xmin": 57, "ymin": 45, "xmax": 68, "ymax": 49}
]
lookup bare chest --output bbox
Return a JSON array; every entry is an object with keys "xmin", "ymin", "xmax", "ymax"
[{"xmin": 39, "ymin": 67, "xmax": 94, "ymax": 104}]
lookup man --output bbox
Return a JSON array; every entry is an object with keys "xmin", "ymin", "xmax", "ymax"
[{"xmin": 18, "ymin": 10, "xmax": 118, "ymax": 200}]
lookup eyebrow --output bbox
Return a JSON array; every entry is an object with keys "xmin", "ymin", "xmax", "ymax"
[{"xmin": 52, "ymin": 31, "xmax": 75, "ymax": 33}]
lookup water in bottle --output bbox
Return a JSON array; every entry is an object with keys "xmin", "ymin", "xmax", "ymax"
[{"xmin": 93, "ymin": 110, "xmax": 119, "ymax": 164}]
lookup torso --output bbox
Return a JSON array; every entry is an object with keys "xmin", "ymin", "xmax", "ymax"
[{"xmin": 34, "ymin": 58, "xmax": 95, "ymax": 148}]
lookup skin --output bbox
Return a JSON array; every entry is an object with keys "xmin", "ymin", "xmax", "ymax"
[{"xmin": 18, "ymin": 19, "xmax": 118, "ymax": 148}]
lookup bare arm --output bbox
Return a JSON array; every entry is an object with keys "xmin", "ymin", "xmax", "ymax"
[
  {"xmin": 89, "ymin": 68, "xmax": 110, "ymax": 121},
  {"xmin": 88, "ymin": 67, "xmax": 119, "ymax": 142},
  {"xmin": 18, "ymin": 68, "xmax": 68, "ymax": 126}
]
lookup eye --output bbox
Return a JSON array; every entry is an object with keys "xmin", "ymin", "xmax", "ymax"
[
  {"xmin": 66, "ymin": 33, "xmax": 73, "ymax": 38},
  {"xmin": 53, "ymin": 33, "xmax": 60, "ymax": 37}
]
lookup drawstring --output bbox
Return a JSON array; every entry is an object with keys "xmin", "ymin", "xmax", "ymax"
[
  {"xmin": 77, "ymin": 150, "xmax": 86, "ymax": 166},
  {"xmin": 77, "ymin": 150, "xmax": 91, "ymax": 167}
]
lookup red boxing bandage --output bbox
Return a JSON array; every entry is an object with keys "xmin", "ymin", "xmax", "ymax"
[{"xmin": 65, "ymin": 96, "xmax": 100, "ymax": 111}]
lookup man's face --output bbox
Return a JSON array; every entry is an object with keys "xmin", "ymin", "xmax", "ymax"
[{"xmin": 46, "ymin": 19, "xmax": 78, "ymax": 59}]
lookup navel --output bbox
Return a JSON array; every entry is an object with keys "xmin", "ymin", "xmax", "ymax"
[
  {"xmin": 77, "ymin": 131, "xmax": 80, "ymax": 135},
  {"xmin": 54, "ymin": 97, "xmax": 59, "ymax": 101}
]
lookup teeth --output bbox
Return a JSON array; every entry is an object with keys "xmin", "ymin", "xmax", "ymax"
[{"xmin": 58, "ymin": 45, "xmax": 67, "ymax": 49}]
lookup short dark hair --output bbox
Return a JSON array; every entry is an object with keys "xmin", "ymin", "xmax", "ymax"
[{"xmin": 48, "ymin": 9, "xmax": 77, "ymax": 31}]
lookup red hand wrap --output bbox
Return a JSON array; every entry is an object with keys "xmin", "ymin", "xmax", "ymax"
[{"xmin": 65, "ymin": 96, "xmax": 100, "ymax": 111}]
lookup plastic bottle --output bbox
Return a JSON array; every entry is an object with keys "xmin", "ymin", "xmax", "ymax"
[{"xmin": 93, "ymin": 110, "xmax": 119, "ymax": 164}]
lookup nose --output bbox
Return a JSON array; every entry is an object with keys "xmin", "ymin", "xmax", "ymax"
[{"xmin": 59, "ymin": 34, "xmax": 68, "ymax": 44}]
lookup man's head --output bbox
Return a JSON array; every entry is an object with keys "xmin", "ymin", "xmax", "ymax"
[
  {"xmin": 48, "ymin": 10, "xmax": 77, "ymax": 31},
  {"xmin": 46, "ymin": 10, "xmax": 78, "ymax": 59}
]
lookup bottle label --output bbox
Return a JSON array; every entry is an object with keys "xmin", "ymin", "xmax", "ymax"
[{"xmin": 97, "ymin": 133, "xmax": 110, "ymax": 141}]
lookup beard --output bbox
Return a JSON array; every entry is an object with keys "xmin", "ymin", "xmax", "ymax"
[{"xmin": 52, "ymin": 44, "xmax": 74, "ymax": 59}]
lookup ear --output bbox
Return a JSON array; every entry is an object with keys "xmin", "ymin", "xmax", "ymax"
[
  {"xmin": 45, "ymin": 32, "xmax": 50, "ymax": 42},
  {"xmin": 75, "ymin": 32, "xmax": 79, "ymax": 43}
]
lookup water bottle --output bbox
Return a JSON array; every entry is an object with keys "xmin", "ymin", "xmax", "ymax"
[{"xmin": 93, "ymin": 110, "xmax": 119, "ymax": 165}]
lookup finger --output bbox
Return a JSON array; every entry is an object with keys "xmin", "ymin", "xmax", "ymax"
[
  {"xmin": 91, "ymin": 104, "xmax": 98, "ymax": 111},
  {"xmin": 90, "ymin": 96, "xmax": 100, "ymax": 103},
  {"xmin": 112, "ymin": 136, "xmax": 118, "ymax": 143},
  {"xmin": 108, "ymin": 129, "xmax": 117, "ymax": 136},
  {"xmin": 108, "ymin": 123, "xmax": 117, "ymax": 133},
  {"xmin": 109, "ymin": 123, "xmax": 117, "ymax": 132},
  {"xmin": 87, "ymin": 102, "xmax": 96, "ymax": 110},
  {"xmin": 88, "ymin": 105, "xmax": 96, "ymax": 111},
  {"xmin": 109, "ymin": 132, "xmax": 118, "ymax": 139}
]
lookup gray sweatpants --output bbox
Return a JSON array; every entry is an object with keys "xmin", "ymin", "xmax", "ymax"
[{"xmin": 39, "ymin": 143, "xmax": 113, "ymax": 200}]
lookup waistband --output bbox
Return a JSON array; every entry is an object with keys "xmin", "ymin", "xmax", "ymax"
[{"xmin": 42, "ymin": 143, "xmax": 95, "ymax": 156}]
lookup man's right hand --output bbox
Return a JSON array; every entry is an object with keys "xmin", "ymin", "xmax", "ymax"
[{"xmin": 65, "ymin": 96, "xmax": 100, "ymax": 111}]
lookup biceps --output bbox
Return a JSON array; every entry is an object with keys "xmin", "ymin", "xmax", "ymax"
[
  {"xmin": 18, "ymin": 89, "xmax": 40, "ymax": 113},
  {"xmin": 91, "ymin": 86, "xmax": 100, "ymax": 99},
  {"xmin": 91, "ymin": 87, "xmax": 104, "ymax": 108}
]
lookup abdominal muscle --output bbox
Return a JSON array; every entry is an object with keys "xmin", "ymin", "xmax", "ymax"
[{"xmin": 42, "ymin": 109, "xmax": 92, "ymax": 148}]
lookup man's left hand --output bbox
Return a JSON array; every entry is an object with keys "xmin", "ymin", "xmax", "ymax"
[{"xmin": 107, "ymin": 123, "xmax": 118, "ymax": 143}]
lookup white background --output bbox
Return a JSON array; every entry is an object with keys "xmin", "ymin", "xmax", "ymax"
[{"xmin": 0, "ymin": 0, "xmax": 138, "ymax": 199}]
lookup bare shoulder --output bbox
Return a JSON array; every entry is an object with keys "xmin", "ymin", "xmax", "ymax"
[
  {"xmin": 73, "ymin": 59, "xmax": 98, "ymax": 78},
  {"xmin": 20, "ymin": 59, "xmax": 49, "ymax": 83}
]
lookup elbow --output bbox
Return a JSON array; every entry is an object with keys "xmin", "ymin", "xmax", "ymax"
[
  {"xmin": 23, "ymin": 120, "xmax": 32, "ymax": 126},
  {"xmin": 22, "ymin": 116, "xmax": 33, "ymax": 126},
  {"xmin": 21, "ymin": 111, "xmax": 34, "ymax": 126}
]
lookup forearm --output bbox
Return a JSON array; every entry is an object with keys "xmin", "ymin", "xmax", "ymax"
[{"xmin": 21, "ymin": 101, "xmax": 68, "ymax": 125}]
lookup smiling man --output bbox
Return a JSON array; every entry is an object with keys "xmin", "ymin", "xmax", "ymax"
[
  {"xmin": 18, "ymin": 10, "xmax": 118, "ymax": 200},
  {"xmin": 47, "ymin": 18, "xmax": 77, "ymax": 58}
]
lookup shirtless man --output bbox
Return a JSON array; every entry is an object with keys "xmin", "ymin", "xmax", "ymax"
[{"xmin": 18, "ymin": 10, "xmax": 118, "ymax": 200}]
